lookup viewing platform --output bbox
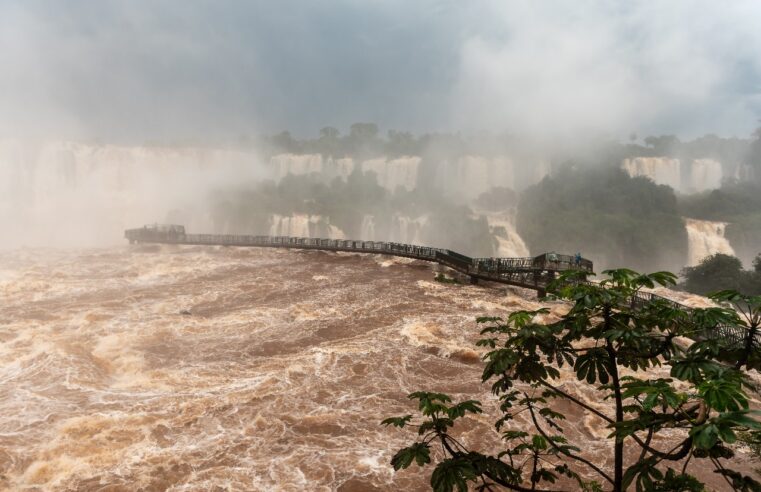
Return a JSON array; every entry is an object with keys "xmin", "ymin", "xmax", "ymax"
[{"xmin": 125, "ymin": 224, "xmax": 593, "ymax": 296}]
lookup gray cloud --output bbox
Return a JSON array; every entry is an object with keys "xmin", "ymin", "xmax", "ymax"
[{"xmin": 0, "ymin": 0, "xmax": 759, "ymax": 141}]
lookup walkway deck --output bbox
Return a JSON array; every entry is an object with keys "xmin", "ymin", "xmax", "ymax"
[
  {"xmin": 125, "ymin": 224, "xmax": 753, "ymax": 355},
  {"xmin": 124, "ymin": 224, "xmax": 592, "ymax": 295}
]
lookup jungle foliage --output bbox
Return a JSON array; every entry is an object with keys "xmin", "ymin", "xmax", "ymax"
[
  {"xmin": 516, "ymin": 167, "xmax": 687, "ymax": 272},
  {"xmin": 210, "ymin": 170, "xmax": 497, "ymax": 257},
  {"xmin": 682, "ymin": 254, "xmax": 761, "ymax": 296},
  {"xmin": 383, "ymin": 269, "xmax": 761, "ymax": 491}
]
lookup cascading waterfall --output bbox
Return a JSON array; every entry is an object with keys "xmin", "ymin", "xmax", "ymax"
[
  {"xmin": 272, "ymin": 154, "xmax": 418, "ymax": 191},
  {"xmin": 435, "ymin": 156, "xmax": 516, "ymax": 201},
  {"xmin": 477, "ymin": 211, "xmax": 530, "ymax": 257},
  {"xmin": 268, "ymin": 214, "xmax": 345, "ymax": 239},
  {"xmin": 684, "ymin": 218, "xmax": 735, "ymax": 266},
  {"xmin": 389, "ymin": 215, "xmax": 427, "ymax": 244},
  {"xmin": 621, "ymin": 157, "xmax": 724, "ymax": 193},
  {"xmin": 0, "ymin": 139, "xmax": 261, "ymax": 248},
  {"xmin": 688, "ymin": 159, "xmax": 723, "ymax": 192},
  {"xmin": 273, "ymin": 154, "xmax": 356, "ymax": 182},
  {"xmin": 622, "ymin": 157, "xmax": 682, "ymax": 191},
  {"xmin": 360, "ymin": 215, "xmax": 376, "ymax": 241},
  {"xmin": 360, "ymin": 157, "xmax": 420, "ymax": 192}
]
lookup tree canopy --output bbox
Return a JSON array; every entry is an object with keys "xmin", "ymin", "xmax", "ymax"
[
  {"xmin": 516, "ymin": 167, "xmax": 687, "ymax": 272},
  {"xmin": 383, "ymin": 270, "xmax": 761, "ymax": 491},
  {"xmin": 682, "ymin": 254, "xmax": 761, "ymax": 296}
]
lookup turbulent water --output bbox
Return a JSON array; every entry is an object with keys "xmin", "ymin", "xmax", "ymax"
[
  {"xmin": 684, "ymin": 218, "xmax": 736, "ymax": 266},
  {"xmin": 1, "ymin": 245, "xmax": 755, "ymax": 490}
]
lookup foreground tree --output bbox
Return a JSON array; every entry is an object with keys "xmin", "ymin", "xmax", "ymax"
[{"xmin": 383, "ymin": 269, "xmax": 761, "ymax": 491}]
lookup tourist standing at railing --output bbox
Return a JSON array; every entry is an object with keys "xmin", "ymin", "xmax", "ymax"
[{"xmin": 575, "ymin": 252, "xmax": 582, "ymax": 268}]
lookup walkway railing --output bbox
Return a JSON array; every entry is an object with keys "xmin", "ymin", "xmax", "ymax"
[
  {"xmin": 126, "ymin": 224, "xmax": 752, "ymax": 354},
  {"xmin": 124, "ymin": 224, "xmax": 592, "ymax": 292}
]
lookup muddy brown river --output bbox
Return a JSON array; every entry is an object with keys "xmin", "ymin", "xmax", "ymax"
[{"xmin": 0, "ymin": 245, "xmax": 756, "ymax": 490}]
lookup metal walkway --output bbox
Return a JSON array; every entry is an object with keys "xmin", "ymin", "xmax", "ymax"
[
  {"xmin": 125, "ymin": 224, "xmax": 592, "ymax": 296},
  {"xmin": 125, "ymin": 224, "xmax": 753, "ymax": 355}
]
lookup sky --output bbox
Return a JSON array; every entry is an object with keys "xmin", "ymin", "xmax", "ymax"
[{"xmin": 1, "ymin": 0, "xmax": 760, "ymax": 142}]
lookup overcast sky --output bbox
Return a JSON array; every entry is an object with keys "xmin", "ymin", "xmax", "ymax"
[{"xmin": 1, "ymin": 0, "xmax": 760, "ymax": 142}]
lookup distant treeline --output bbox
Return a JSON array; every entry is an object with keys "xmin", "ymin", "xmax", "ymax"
[{"xmin": 243, "ymin": 123, "xmax": 760, "ymax": 175}]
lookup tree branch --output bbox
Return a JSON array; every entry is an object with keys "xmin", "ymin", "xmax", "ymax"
[{"xmin": 526, "ymin": 397, "xmax": 614, "ymax": 485}]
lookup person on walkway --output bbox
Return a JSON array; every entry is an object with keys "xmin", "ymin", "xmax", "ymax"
[{"xmin": 575, "ymin": 252, "xmax": 582, "ymax": 268}]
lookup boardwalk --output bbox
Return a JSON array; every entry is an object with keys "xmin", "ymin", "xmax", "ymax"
[
  {"xmin": 125, "ymin": 224, "xmax": 753, "ymax": 355},
  {"xmin": 124, "ymin": 224, "xmax": 592, "ymax": 296}
]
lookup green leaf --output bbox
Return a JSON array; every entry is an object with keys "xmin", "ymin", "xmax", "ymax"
[
  {"xmin": 390, "ymin": 442, "xmax": 431, "ymax": 470},
  {"xmin": 381, "ymin": 415, "xmax": 413, "ymax": 428},
  {"xmin": 447, "ymin": 400, "xmax": 483, "ymax": 419},
  {"xmin": 430, "ymin": 458, "xmax": 477, "ymax": 492}
]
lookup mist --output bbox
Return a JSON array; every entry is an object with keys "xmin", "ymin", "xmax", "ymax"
[
  {"xmin": 2, "ymin": 1, "xmax": 760, "ymax": 140},
  {"xmin": 1, "ymin": 1, "xmax": 761, "ymax": 269}
]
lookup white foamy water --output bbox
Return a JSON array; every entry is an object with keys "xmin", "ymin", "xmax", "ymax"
[
  {"xmin": 0, "ymin": 246, "xmax": 754, "ymax": 490},
  {"xmin": 684, "ymin": 218, "xmax": 736, "ymax": 266},
  {"xmin": 479, "ymin": 211, "xmax": 530, "ymax": 257}
]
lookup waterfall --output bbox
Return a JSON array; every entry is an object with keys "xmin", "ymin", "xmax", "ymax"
[
  {"xmin": 622, "ymin": 157, "xmax": 682, "ymax": 191},
  {"xmin": 479, "ymin": 211, "xmax": 530, "ymax": 257},
  {"xmin": 272, "ymin": 154, "xmax": 324, "ymax": 179},
  {"xmin": 622, "ymin": 157, "xmax": 724, "ymax": 193},
  {"xmin": 686, "ymin": 159, "xmax": 723, "ymax": 193},
  {"xmin": 268, "ymin": 214, "xmax": 345, "ymax": 239},
  {"xmin": 684, "ymin": 218, "xmax": 735, "ymax": 266},
  {"xmin": 271, "ymin": 154, "xmax": 356, "ymax": 182},
  {"xmin": 0, "ymin": 139, "xmax": 261, "ymax": 248},
  {"xmin": 272, "ymin": 154, "xmax": 418, "ymax": 191},
  {"xmin": 360, "ymin": 156, "xmax": 420, "ymax": 191},
  {"xmin": 389, "ymin": 215, "xmax": 427, "ymax": 244},
  {"xmin": 360, "ymin": 215, "xmax": 376, "ymax": 241},
  {"xmin": 436, "ymin": 156, "xmax": 516, "ymax": 201}
]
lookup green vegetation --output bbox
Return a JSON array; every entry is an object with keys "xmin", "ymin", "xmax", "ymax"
[
  {"xmin": 682, "ymin": 254, "xmax": 761, "ymax": 296},
  {"xmin": 210, "ymin": 170, "xmax": 497, "ymax": 257},
  {"xmin": 678, "ymin": 183, "xmax": 761, "ymax": 264},
  {"xmin": 434, "ymin": 273, "xmax": 461, "ymax": 285},
  {"xmin": 516, "ymin": 166, "xmax": 687, "ymax": 272},
  {"xmin": 383, "ymin": 269, "xmax": 761, "ymax": 491}
]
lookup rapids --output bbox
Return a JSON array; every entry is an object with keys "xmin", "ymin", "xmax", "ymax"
[{"xmin": 0, "ymin": 246, "xmax": 756, "ymax": 490}]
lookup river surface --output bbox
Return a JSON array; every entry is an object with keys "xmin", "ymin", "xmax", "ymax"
[{"xmin": 0, "ymin": 245, "xmax": 756, "ymax": 490}]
